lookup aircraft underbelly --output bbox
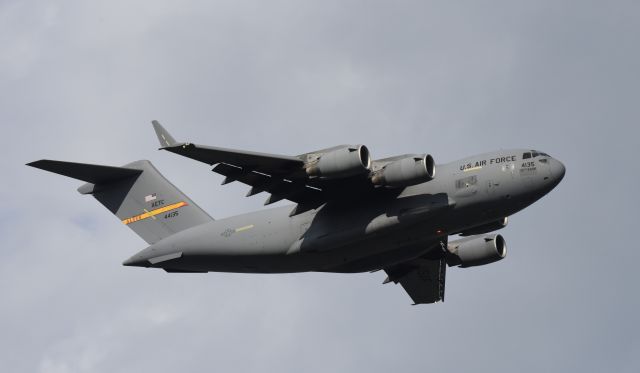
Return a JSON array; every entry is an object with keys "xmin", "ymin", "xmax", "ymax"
[
  {"xmin": 150, "ymin": 184, "xmax": 526, "ymax": 274},
  {"xmin": 168, "ymin": 216, "xmax": 443, "ymax": 273},
  {"xmin": 154, "ymin": 193, "xmax": 458, "ymax": 273}
]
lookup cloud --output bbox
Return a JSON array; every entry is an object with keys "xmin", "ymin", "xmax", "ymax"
[{"xmin": 1, "ymin": 0, "xmax": 639, "ymax": 372}]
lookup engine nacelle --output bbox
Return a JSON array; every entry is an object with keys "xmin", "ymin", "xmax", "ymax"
[
  {"xmin": 459, "ymin": 217, "xmax": 508, "ymax": 236},
  {"xmin": 446, "ymin": 234, "xmax": 507, "ymax": 268},
  {"xmin": 306, "ymin": 145, "xmax": 371, "ymax": 179},
  {"xmin": 371, "ymin": 154, "xmax": 435, "ymax": 187}
]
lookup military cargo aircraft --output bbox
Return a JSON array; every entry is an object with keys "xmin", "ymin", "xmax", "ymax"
[{"xmin": 27, "ymin": 122, "xmax": 565, "ymax": 304}]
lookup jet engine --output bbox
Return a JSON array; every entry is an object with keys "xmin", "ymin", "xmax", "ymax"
[
  {"xmin": 305, "ymin": 145, "xmax": 371, "ymax": 179},
  {"xmin": 446, "ymin": 234, "xmax": 507, "ymax": 268},
  {"xmin": 459, "ymin": 217, "xmax": 508, "ymax": 236},
  {"xmin": 371, "ymin": 154, "xmax": 435, "ymax": 188}
]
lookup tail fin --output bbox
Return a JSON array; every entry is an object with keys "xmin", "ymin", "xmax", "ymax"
[{"xmin": 27, "ymin": 159, "xmax": 213, "ymax": 244}]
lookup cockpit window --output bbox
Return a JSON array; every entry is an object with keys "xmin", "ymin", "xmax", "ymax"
[
  {"xmin": 523, "ymin": 152, "xmax": 532, "ymax": 159},
  {"xmin": 530, "ymin": 150, "xmax": 551, "ymax": 158}
]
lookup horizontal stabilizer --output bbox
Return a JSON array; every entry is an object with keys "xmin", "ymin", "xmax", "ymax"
[{"xmin": 26, "ymin": 160, "xmax": 142, "ymax": 184}]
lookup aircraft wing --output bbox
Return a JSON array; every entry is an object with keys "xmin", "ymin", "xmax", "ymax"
[
  {"xmin": 384, "ymin": 255, "xmax": 447, "ymax": 305},
  {"xmin": 151, "ymin": 121, "xmax": 369, "ymax": 213},
  {"xmin": 212, "ymin": 162, "xmax": 324, "ymax": 207},
  {"xmin": 152, "ymin": 121, "xmax": 305, "ymax": 175}
]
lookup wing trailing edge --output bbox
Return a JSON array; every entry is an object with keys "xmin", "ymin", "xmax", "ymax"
[{"xmin": 150, "ymin": 121, "xmax": 323, "ymax": 214}]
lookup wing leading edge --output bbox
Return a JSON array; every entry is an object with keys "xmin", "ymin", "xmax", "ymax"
[{"xmin": 151, "ymin": 120, "xmax": 304, "ymax": 173}]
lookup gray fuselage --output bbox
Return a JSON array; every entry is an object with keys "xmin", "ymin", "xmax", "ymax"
[{"xmin": 123, "ymin": 149, "xmax": 565, "ymax": 273}]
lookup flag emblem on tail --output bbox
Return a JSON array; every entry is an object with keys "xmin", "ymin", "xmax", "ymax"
[{"xmin": 144, "ymin": 193, "xmax": 157, "ymax": 202}]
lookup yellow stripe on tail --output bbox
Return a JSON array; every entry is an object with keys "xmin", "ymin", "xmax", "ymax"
[{"xmin": 122, "ymin": 201, "xmax": 189, "ymax": 225}]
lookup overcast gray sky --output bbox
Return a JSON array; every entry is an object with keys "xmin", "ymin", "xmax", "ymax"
[{"xmin": 1, "ymin": 1, "xmax": 639, "ymax": 372}]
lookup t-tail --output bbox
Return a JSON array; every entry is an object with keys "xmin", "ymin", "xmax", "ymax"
[{"xmin": 27, "ymin": 159, "xmax": 213, "ymax": 244}]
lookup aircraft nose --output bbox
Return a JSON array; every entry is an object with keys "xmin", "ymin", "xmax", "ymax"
[{"xmin": 550, "ymin": 158, "xmax": 566, "ymax": 183}]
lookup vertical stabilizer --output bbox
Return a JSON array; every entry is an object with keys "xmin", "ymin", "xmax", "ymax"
[{"xmin": 27, "ymin": 159, "xmax": 213, "ymax": 244}]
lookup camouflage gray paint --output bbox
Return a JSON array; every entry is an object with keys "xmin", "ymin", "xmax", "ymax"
[{"xmin": 27, "ymin": 123, "xmax": 565, "ymax": 304}]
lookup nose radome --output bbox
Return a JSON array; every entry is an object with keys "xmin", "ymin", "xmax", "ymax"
[{"xmin": 551, "ymin": 158, "xmax": 566, "ymax": 182}]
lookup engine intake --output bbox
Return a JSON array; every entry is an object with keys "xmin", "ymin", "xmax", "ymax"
[
  {"xmin": 446, "ymin": 234, "xmax": 507, "ymax": 268},
  {"xmin": 371, "ymin": 154, "xmax": 435, "ymax": 188},
  {"xmin": 306, "ymin": 145, "xmax": 371, "ymax": 179}
]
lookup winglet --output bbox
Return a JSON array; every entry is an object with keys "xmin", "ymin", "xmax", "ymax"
[{"xmin": 152, "ymin": 120, "xmax": 178, "ymax": 148}]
